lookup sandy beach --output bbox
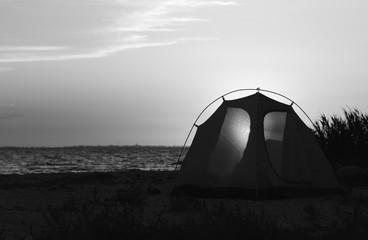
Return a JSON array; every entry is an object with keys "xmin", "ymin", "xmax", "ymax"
[{"xmin": 0, "ymin": 170, "xmax": 367, "ymax": 239}]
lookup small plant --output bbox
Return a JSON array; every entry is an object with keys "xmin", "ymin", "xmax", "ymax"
[
  {"xmin": 0, "ymin": 224, "xmax": 6, "ymax": 240},
  {"xmin": 39, "ymin": 193, "xmax": 146, "ymax": 240},
  {"xmin": 169, "ymin": 196, "xmax": 207, "ymax": 213},
  {"xmin": 114, "ymin": 184, "xmax": 145, "ymax": 206},
  {"xmin": 331, "ymin": 205, "xmax": 368, "ymax": 240},
  {"xmin": 303, "ymin": 205, "xmax": 321, "ymax": 222}
]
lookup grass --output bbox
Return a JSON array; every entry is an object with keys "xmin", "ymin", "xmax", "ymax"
[
  {"xmin": 17, "ymin": 191, "xmax": 367, "ymax": 240},
  {"xmin": 314, "ymin": 108, "xmax": 368, "ymax": 169},
  {"xmin": 31, "ymin": 196, "xmax": 296, "ymax": 240}
]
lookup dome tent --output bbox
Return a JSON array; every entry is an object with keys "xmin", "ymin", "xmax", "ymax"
[{"xmin": 171, "ymin": 89, "xmax": 341, "ymax": 199}]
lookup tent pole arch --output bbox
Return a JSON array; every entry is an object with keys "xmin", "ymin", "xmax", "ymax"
[{"xmin": 174, "ymin": 88, "xmax": 315, "ymax": 170}]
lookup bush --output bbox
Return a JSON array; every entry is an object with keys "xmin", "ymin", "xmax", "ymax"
[{"xmin": 314, "ymin": 108, "xmax": 368, "ymax": 168}]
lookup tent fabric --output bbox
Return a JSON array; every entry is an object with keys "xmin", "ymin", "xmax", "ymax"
[{"xmin": 171, "ymin": 92, "xmax": 341, "ymax": 199}]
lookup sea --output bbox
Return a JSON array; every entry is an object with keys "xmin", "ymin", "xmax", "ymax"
[{"xmin": 0, "ymin": 146, "xmax": 188, "ymax": 175}]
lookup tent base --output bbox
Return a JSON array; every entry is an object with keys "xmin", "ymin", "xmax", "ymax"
[{"xmin": 171, "ymin": 185, "xmax": 344, "ymax": 200}]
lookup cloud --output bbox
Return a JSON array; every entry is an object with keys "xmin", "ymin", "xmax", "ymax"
[
  {"xmin": 0, "ymin": 41, "xmax": 190, "ymax": 63},
  {"xmin": 0, "ymin": 0, "xmax": 238, "ymax": 63},
  {"xmin": 0, "ymin": 46, "xmax": 68, "ymax": 63},
  {"xmin": 0, "ymin": 67, "xmax": 12, "ymax": 72},
  {"xmin": 0, "ymin": 114, "xmax": 23, "ymax": 120},
  {"xmin": 108, "ymin": 0, "xmax": 236, "ymax": 33},
  {"xmin": 0, "ymin": 103, "xmax": 15, "ymax": 107},
  {"xmin": 109, "ymin": 17, "xmax": 208, "ymax": 33},
  {"xmin": 0, "ymin": 46, "xmax": 68, "ymax": 52}
]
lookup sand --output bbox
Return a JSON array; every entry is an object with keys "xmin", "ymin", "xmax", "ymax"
[{"xmin": 0, "ymin": 170, "xmax": 366, "ymax": 239}]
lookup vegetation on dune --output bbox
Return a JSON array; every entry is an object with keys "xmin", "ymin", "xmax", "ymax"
[
  {"xmin": 314, "ymin": 108, "xmax": 368, "ymax": 169},
  {"xmin": 26, "ymin": 192, "xmax": 368, "ymax": 240}
]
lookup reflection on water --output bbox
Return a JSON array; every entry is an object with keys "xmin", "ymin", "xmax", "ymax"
[{"xmin": 0, "ymin": 146, "xmax": 187, "ymax": 175}]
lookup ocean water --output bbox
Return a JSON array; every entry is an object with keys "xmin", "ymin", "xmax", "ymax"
[{"xmin": 0, "ymin": 146, "xmax": 187, "ymax": 175}]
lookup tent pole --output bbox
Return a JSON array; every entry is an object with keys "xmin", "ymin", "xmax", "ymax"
[{"xmin": 174, "ymin": 124, "xmax": 196, "ymax": 171}]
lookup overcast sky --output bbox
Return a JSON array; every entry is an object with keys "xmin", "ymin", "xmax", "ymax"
[{"xmin": 1, "ymin": 0, "xmax": 368, "ymax": 147}]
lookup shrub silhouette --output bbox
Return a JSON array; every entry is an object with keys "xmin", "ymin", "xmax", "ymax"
[{"xmin": 314, "ymin": 108, "xmax": 368, "ymax": 168}]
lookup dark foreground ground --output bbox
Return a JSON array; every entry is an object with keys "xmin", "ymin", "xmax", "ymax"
[{"xmin": 1, "ymin": 170, "xmax": 368, "ymax": 240}]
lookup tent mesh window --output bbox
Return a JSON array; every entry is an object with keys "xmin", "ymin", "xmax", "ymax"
[
  {"xmin": 264, "ymin": 111, "xmax": 287, "ymax": 177},
  {"xmin": 208, "ymin": 108, "xmax": 251, "ymax": 176}
]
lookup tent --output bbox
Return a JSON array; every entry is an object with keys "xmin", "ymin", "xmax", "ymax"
[{"xmin": 171, "ymin": 90, "xmax": 341, "ymax": 199}]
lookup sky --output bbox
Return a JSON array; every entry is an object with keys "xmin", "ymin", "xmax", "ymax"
[{"xmin": 1, "ymin": 0, "xmax": 368, "ymax": 147}]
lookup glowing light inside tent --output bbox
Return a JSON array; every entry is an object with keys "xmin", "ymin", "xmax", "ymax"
[
  {"xmin": 264, "ymin": 112, "xmax": 287, "ymax": 175},
  {"xmin": 225, "ymin": 108, "xmax": 251, "ymax": 153},
  {"xmin": 208, "ymin": 108, "xmax": 250, "ymax": 177},
  {"xmin": 264, "ymin": 112, "xmax": 287, "ymax": 141}
]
